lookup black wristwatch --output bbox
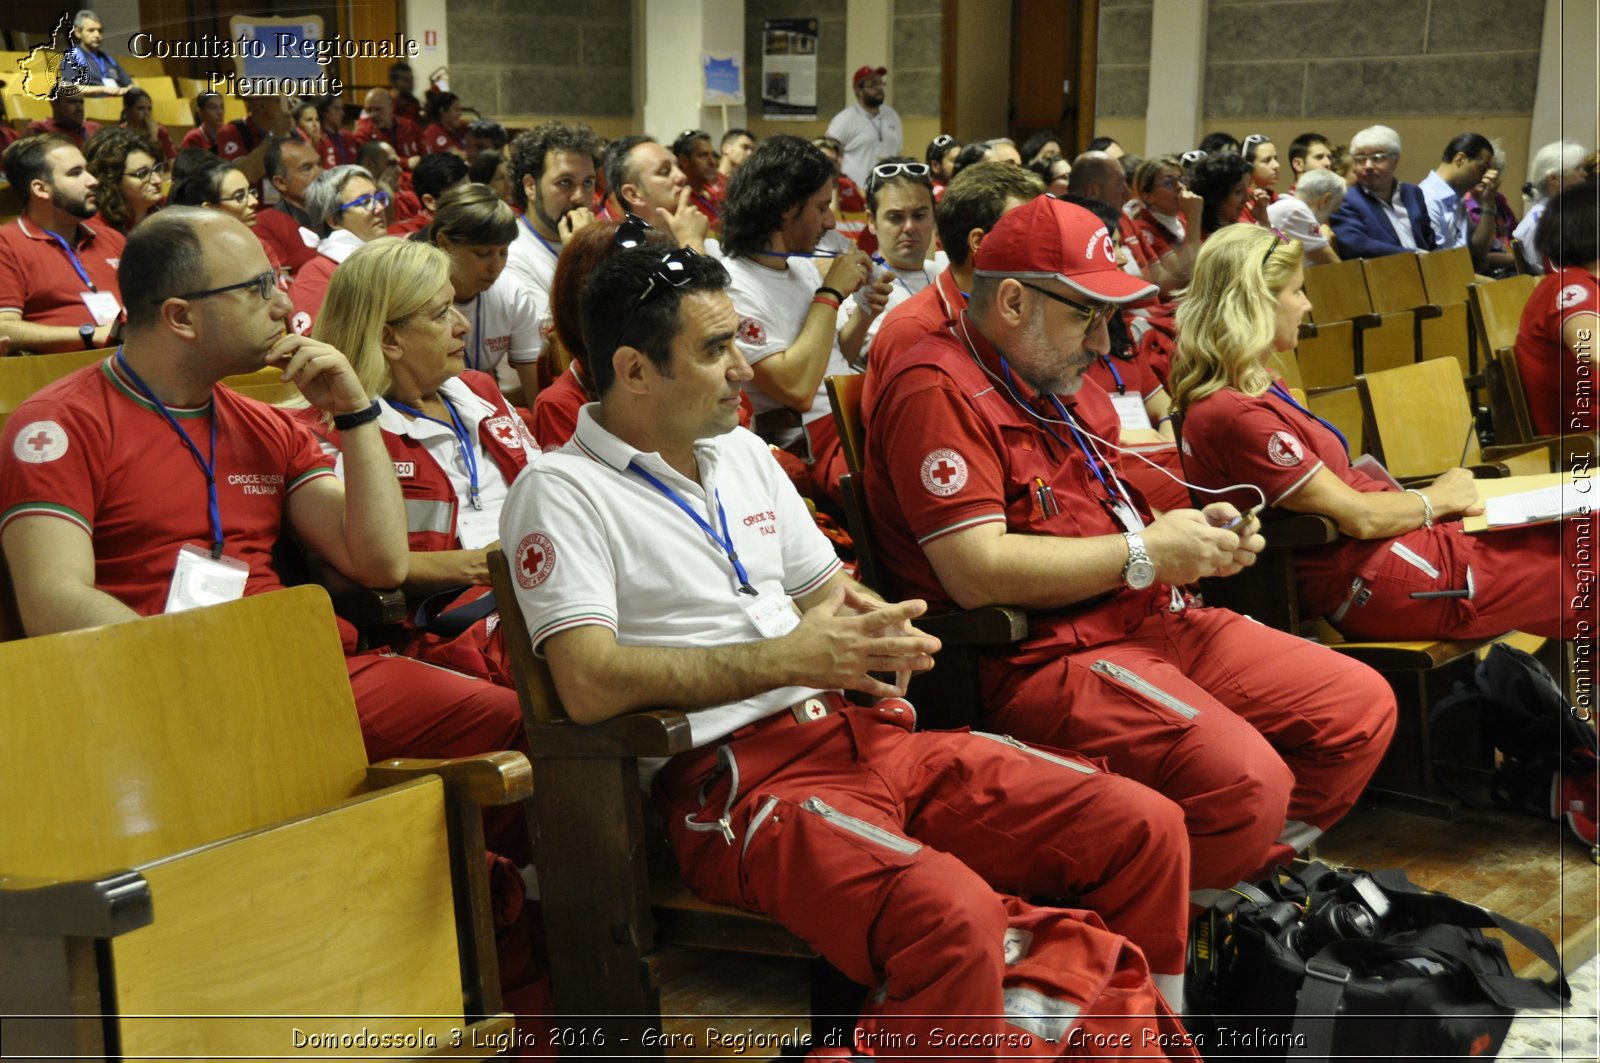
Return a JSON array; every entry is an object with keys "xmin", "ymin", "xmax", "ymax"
[
  {"xmin": 332, "ymin": 400, "xmax": 382, "ymax": 431},
  {"xmin": 79, "ymin": 323, "xmax": 96, "ymax": 350}
]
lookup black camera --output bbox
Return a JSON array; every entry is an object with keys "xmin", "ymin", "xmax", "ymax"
[{"xmin": 1294, "ymin": 899, "xmax": 1380, "ymax": 958}]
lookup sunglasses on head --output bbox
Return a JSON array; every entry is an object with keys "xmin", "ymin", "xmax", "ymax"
[
  {"xmin": 614, "ymin": 246, "xmax": 702, "ymax": 348},
  {"xmin": 615, "ymin": 212, "xmax": 654, "ymax": 249},
  {"xmin": 1262, "ymin": 227, "xmax": 1289, "ymax": 266},
  {"xmin": 1241, "ymin": 133, "xmax": 1270, "ymax": 159}
]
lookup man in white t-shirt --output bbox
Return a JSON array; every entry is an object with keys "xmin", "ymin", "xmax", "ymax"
[
  {"xmin": 718, "ymin": 135, "xmax": 893, "ymax": 509},
  {"xmin": 502, "ymin": 121, "xmax": 602, "ymax": 385},
  {"xmin": 825, "ymin": 66, "xmax": 904, "ymax": 188},
  {"xmin": 497, "ymin": 245, "xmax": 1193, "ymax": 1039},
  {"xmin": 840, "ymin": 157, "xmax": 943, "ymax": 364},
  {"xmin": 599, "ymin": 135, "xmax": 713, "ymax": 254},
  {"xmin": 1267, "ymin": 168, "xmax": 1347, "ymax": 265}
]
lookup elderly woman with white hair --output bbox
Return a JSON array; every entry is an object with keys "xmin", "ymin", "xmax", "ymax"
[
  {"xmin": 1267, "ymin": 168, "xmax": 1346, "ymax": 264},
  {"xmin": 1327, "ymin": 124, "xmax": 1434, "ymax": 258},
  {"xmin": 287, "ymin": 164, "xmax": 391, "ymax": 333},
  {"xmin": 1513, "ymin": 140, "xmax": 1589, "ymax": 274}
]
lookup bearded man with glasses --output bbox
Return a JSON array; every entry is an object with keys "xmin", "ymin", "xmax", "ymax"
[{"xmin": 1328, "ymin": 124, "xmax": 1436, "ymax": 258}]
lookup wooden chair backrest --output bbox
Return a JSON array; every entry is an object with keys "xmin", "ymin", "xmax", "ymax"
[
  {"xmin": 221, "ymin": 367, "xmax": 303, "ymax": 406},
  {"xmin": 0, "ymin": 586, "xmax": 370, "ymax": 878},
  {"xmin": 133, "ymin": 75, "xmax": 177, "ymax": 99},
  {"xmin": 1306, "ymin": 386, "xmax": 1365, "ymax": 458},
  {"xmin": 151, "ymin": 97, "xmax": 194, "ymax": 128},
  {"xmin": 1485, "ymin": 346, "xmax": 1538, "ymax": 446},
  {"xmin": 488, "ymin": 547, "xmax": 570, "ymax": 725},
  {"xmin": 1469, "ymin": 274, "xmax": 1537, "ymax": 355},
  {"xmin": 1362, "ymin": 252, "xmax": 1431, "ymax": 314},
  {"xmin": 1358, "ymin": 358, "xmax": 1480, "ymax": 478},
  {"xmin": 116, "ymin": 52, "xmax": 168, "ymax": 77},
  {"xmin": 1361, "ymin": 312, "xmax": 1420, "ymax": 374},
  {"xmin": 1304, "ymin": 259, "xmax": 1373, "ymax": 323},
  {"xmin": 1295, "ymin": 320, "xmax": 1357, "ymax": 390},
  {"xmin": 1420, "ymin": 302, "xmax": 1473, "ymax": 378},
  {"xmin": 825, "ymin": 373, "xmax": 866, "ymax": 476},
  {"xmin": 1418, "ymin": 246, "xmax": 1475, "ymax": 304},
  {"xmin": 0, "ymin": 350, "xmax": 105, "ymax": 431},
  {"xmin": 3, "ymin": 92, "xmax": 51, "ymax": 123},
  {"xmin": 84, "ymin": 97, "xmax": 121, "ymax": 123}
]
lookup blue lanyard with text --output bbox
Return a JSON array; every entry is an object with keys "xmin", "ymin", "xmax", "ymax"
[
  {"xmin": 519, "ymin": 213, "xmax": 560, "ymax": 259},
  {"xmin": 116, "ymin": 350, "xmax": 223, "ymax": 557},
  {"xmin": 628, "ymin": 461, "xmax": 754, "ymax": 595},
  {"xmin": 389, "ymin": 395, "xmax": 483, "ymax": 509},
  {"xmin": 1268, "ymin": 381, "xmax": 1348, "ymax": 453},
  {"xmin": 34, "ymin": 223, "xmax": 97, "ymax": 290}
]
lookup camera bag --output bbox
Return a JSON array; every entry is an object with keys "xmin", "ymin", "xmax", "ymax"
[{"xmin": 1184, "ymin": 862, "xmax": 1569, "ymax": 1062}]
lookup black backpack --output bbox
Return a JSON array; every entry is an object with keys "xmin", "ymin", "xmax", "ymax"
[
  {"xmin": 1185, "ymin": 862, "xmax": 1570, "ymax": 1062},
  {"xmin": 1429, "ymin": 643, "xmax": 1597, "ymax": 823}
]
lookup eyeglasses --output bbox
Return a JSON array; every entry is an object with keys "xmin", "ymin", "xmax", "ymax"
[
  {"xmin": 216, "ymin": 186, "xmax": 258, "ymax": 206},
  {"xmin": 1155, "ymin": 175, "xmax": 1188, "ymax": 191},
  {"xmin": 162, "ymin": 269, "xmax": 277, "ymax": 305},
  {"xmin": 1018, "ymin": 282, "xmax": 1116, "ymax": 333},
  {"xmin": 614, "ymin": 247, "xmax": 701, "ymax": 348},
  {"xmin": 1262, "ymin": 228, "xmax": 1288, "ymax": 266},
  {"xmin": 1241, "ymin": 133, "xmax": 1270, "ymax": 159},
  {"xmin": 870, "ymin": 161, "xmax": 931, "ymax": 182},
  {"xmin": 337, "ymin": 189, "xmax": 392, "ymax": 213},
  {"xmin": 1180, "ymin": 149, "xmax": 1207, "ymax": 166},
  {"xmin": 614, "ymin": 212, "xmax": 653, "ymax": 249},
  {"xmin": 125, "ymin": 161, "xmax": 164, "ymax": 183},
  {"xmin": 1351, "ymin": 152, "xmax": 1395, "ymax": 167}
]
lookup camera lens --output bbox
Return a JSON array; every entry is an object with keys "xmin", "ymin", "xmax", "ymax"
[{"xmin": 1297, "ymin": 901, "xmax": 1378, "ymax": 958}]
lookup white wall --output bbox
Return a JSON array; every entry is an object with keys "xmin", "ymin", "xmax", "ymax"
[
  {"xmin": 1142, "ymin": 0, "xmax": 1203, "ymax": 156},
  {"xmin": 641, "ymin": 0, "xmax": 748, "ymax": 141},
  {"xmin": 404, "ymin": 0, "xmax": 451, "ymax": 89},
  {"xmin": 1530, "ymin": 0, "xmax": 1600, "ymax": 169}
]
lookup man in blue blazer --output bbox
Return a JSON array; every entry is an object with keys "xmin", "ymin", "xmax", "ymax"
[{"xmin": 1329, "ymin": 125, "xmax": 1436, "ymax": 258}]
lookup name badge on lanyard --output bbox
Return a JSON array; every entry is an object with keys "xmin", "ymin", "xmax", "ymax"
[
  {"xmin": 166, "ymin": 543, "xmax": 249, "ymax": 613},
  {"xmin": 82, "ymin": 290, "xmax": 120, "ymax": 325},
  {"xmin": 742, "ymin": 590, "xmax": 800, "ymax": 639},
  {"xmin": 1109, "ymin": 390, "xmax": 1148, "ymax": 432}
]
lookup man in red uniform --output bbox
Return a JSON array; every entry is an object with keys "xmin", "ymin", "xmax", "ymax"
[
  {"xmin": 216, "ymin": 95, "xmax": 294, "ymax": 198},
  {"xmin": 387, "ymin": 62, "xmax": 424, "ymax": 125},
  {"xmin": 355, "ymin": 88, "xmax": 424, "ymax": 171},
  {"xmin": 0, "ymin": 208, "xmax": 528, "ymax": 858},
  {"xmin": 254, "ymin": 138, "xmax": 323, "ymax": 274},
  {"xmin": 864, "ymin": 196, "xmax": 1397, "ymax": 891},
  {"xmin": 0, "ymin": 134, "xmax": 125, "ymax": 353},
  {"xmin": 22, "ymin": 89, "xmax": 101, "ymax": 147},
  {"xmin": 672, "ymin": 129, "xmax": 722, "ymax": 229},
  {"xmin": 863, "ymin": 162, "xmax": 1043, "ymax": 425}
]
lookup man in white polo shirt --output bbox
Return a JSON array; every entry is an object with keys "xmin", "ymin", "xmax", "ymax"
[
  {"xmin": 497, "ymin": 244, "xmax": 1192, "ymax": 1045},
  {"xmin": 826, "ymin": 65, "xmax": 904, "ymax": 188}
]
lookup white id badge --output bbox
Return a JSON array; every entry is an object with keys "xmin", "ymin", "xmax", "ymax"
[
  {"xmin": 165, "ymin": 544, "xmax": 249, "ymax": 614},
  {"xmin": 81, "ymin": 291, "xmax": 120, "ymax": 326},
  {"xmin": 742, "ymin": 589, "xmax": 800, "ymax": 639},
  {"xmin": 456, "ymin": 506, "xmax": 499, "ymax": 550},
  {"xmin": 1109, "ymin": 390, "xmax": 1149, "ymax": 432},
  {"xmin": 1110, "ymin": 499, "xmax": 1146, "ymax": 532}
]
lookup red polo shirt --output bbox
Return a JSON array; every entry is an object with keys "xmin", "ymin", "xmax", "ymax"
[
  {"xmin": 253, "ymin": 205, "xmax": 319, "ymax": 275},
  {"xmin": 423, "ymin": 122, "xmax": 466, "ymax": 155},
  {"xmin": 862, "ymin": 267, "xmax": 968, "ymax": 427},
  {"xmin": 0, "ymin": 216, "xmax": 126, "ymax": 328},
  {"xmin": 354, "ymin": 116, "xmax": 425, "ymax": 163},
  {"xmin": 22, "ymin": 118, "xmax": 101, "ymax": 148},
  {"xmin": 180, "ymin": 126, "xmax": 220, "ymax": 154}
]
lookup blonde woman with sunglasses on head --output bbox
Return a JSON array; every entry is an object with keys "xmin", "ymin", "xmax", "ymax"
[{"xmin": 1171, "ymin": 225, "xmax": 1586, "ymax": 643}]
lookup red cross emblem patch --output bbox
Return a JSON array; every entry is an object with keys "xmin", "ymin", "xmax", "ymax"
[
  {"xmin": 12, "ymin": 420, "xmax": 68, "ymax": 464},
  {"xmin": 485, "ymin": 416, "xmax": 522, "ymax": 450},
  {"xmin": 1267, "ymin": 431, "xmax": 1304, "ymax": 467},
  {"xmin": 737, "ymin": 317, "xmax": 766, "ymax": 346},
  {"xmin": 920, "ymin": 448, "xmax": 968, "ymax": 497},
  {"xmin": 515, "ymin": 532, "xmax": 557, "ymax": 589}
]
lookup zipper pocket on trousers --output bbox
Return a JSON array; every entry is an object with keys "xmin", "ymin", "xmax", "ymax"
[
  {"xmin": 800, "ymin": 797, "xmax": 923, "ymax": 854},
  {"xmin": 742, "ymin": 795, "xmax": 781, "ymax": 860},
  {"xmin": 1090, "ymin": 659, "xmax": 1200, "ymax": 719},
  {"xmin": 973, "ymin": 731, "xmax": 1096, "ymax": 774}
]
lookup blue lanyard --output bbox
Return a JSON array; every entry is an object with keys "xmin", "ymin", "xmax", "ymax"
[
  {"xmin": 872, "ymin": 256, "xmax": 931, "ymax": 296},
  {"xmin": 1098, "ymin": 355, "xmax": 1125, "ymax": 394},
  {"xmin": 389, "ymin": 395, "xmax": 483, "ymax": 510},
  {"xmin": 628, "ymin": 461, "xmax": 754, "ymax": 595},
  {"xmin": 73, "ymin": 46, "xmax": 110, "ymax": 77},
  {"xmin": 519, "ymin": 213, "xmax": 560, "ymax": 259},
  {"xmin": 116, "ymin": 351, "xmax": 223, "ymax": 557},
  {"xmin": 1268, "ymin": 382, "xmax": 1348, "ymax": 454},
  {"xmin": 997, "ymin": 356, "xmax": 1123, "ymax": 503},
  {"xmin": 32, "ymin": 222, "xmax": 97, "ymax": 291}
]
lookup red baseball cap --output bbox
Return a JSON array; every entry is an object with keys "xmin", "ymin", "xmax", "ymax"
[
  {"xmin": 852, "ymin": 65, "xmax": 888, "ymax": 86},
  {"xmin": 973, "ymin": 196, "xmax": 1156, "ymax": 303}
]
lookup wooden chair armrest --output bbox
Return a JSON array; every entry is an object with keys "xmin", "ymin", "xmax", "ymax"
[
  {"xmin": 1412, "ymin": 303, "xmax": 1444, "ymax": 320},
  {"xmin": 1483, "ymin": 440, "xmax": 1556, "ymax": 465},
  {"xmin": 0, "ymin": 870, "xmax": 153, "ymax": 937},
  {"xmin": 1260, "ymin": 513, "xmax": 1338, "ymax": 547},
  {"xmin": 367, "ymin": 750, "xmax": 534, "ymax": 805},
  {"xmin": 920, "ymin": 606, "xmax": 1028, "ymax": 645},
  {"xmin": 525, "ymin": 709, "xmax": 696, "ymax": 759},
  {"xmin": 330, "ymin": 585, "xmax": 407, "ymax": 626},
  {"xmin": 1347, "ymin": 313, "xmax": 1383, "ymax": 330}
]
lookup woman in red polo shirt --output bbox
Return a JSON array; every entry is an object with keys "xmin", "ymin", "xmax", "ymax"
[
  {"xmin": 1170, "ymin": 224, "xmax": 1584, "ymax": 643},
  {"xmin": 1515, "ymin": 181, "xmax": 1599, "ymax": 437},
  {"xmin": 422, "ymin": 92, "xmax": 468, "ymax": 156},
  {"xmin": 178, "ymin": 91, "xmax": 225, "ymax": 154}
]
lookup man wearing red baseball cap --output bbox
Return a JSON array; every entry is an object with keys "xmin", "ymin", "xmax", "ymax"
[
  {"xmin": 826, "ymin": 65, "xmax": 903, "ymax": 188},
  {"xmin": 864, "ymin": 196, "xmax": 1397, "ymax": 904}
]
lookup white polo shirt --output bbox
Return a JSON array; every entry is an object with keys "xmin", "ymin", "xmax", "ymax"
[
  {"xmin": 1267, "ymin": 198, "xmax": 1330, "ymax": 253},
  {"xmin": 498, "ymin": 406, "xmax": 841, "ymax": 749},
  {"xmin": 826, "ymin": 102, "xmax": 904, "ymax": 188},
  {"xmin": 838, "ymin": 252, "xmax": 945, "ymax": 363},
  {"xmin": 722, "ymin": 254, "xmax": 852, "ymax": 436},
  {"xmin": 456, "ymin": 271, "xmax": 544, "ymax": 393},
  {"xmin": 503, "ymin": 216, "xmax": 560, "ymax": 368}
]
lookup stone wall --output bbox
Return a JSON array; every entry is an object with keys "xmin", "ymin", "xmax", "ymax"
[
  {"xmin": 893, "ymin": 0, "xmax": 942, "ymax": 119},
  {"xmin": 447, "ymin": 0, "xmax": 634, "ymax": 119},
  {"xmin": 1097, "ymin": 0, "xmax": 1152, "ymax": 120}
]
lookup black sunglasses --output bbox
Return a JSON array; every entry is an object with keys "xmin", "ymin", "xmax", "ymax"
[
  {"xmin": 1262, "ymin": 228, "xmax": 1288, "ymax": 266},
  {"xmin": 615, "ymin": 212, "xmax": 654, "ymax": 249},
  {"xmin": 1018, "ymin": 281, "xmax": 1116, "ymax": 333},
  {"xmin": 162, "ymin": 269, "xmax": 276, "ymax": 305},
  {"xmin": 615, "ymin": 247, "xmax": 701, "ymax": 348}
]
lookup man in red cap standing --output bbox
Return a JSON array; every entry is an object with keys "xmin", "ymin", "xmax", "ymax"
[
  {"xmin": 864, "ymin": 196, "xmax": 1397, "ymax": 902},
  {"xmin": 826, "ymin": 65, "xmax": 903, "ymax": 188}
]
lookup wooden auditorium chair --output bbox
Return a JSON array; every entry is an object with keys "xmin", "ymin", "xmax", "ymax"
[{"xmin": 0, "ymin": 587, "xmax": 530, "ymax": 1061}]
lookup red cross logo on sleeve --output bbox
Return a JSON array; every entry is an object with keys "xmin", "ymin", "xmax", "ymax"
[
  {"xmin": 11, "ymin": 420, "xmax": 69, "ymax": 463},
  {"xmin": 919, "ymin": 448, "xmax": 968, "ymax": 497},
  {"xmin": 515, "ymin": 532, "xmax": 556, "ymax": 589}
]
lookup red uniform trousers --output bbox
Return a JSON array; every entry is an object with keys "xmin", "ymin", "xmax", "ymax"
[
  {"xmin": 986, "ymin": 607, "xmax": 1397, "ymax": 889},
  {"xmin": 1328, "ymin": 517, "xmax": 1594, "ymax": 643},
  {"xmin": 346, "ymin": 650, "xmax": 530, "ymax": 865},
  {"xmin": 787, "ymin": 414, "xmax": 848, "ymax": 513},
  {"xmin": 657, "ymin": 701, "xmax": 1191, "ymax": 1057}
]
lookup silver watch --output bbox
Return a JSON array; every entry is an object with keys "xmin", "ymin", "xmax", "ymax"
[{"xmin": 1122, "ymin": 532, "xmax": 1155, "ymax": 590}]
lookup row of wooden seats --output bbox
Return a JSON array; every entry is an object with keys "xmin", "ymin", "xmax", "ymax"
[{"xmin": 4, "ymin": 86, "xmax": 246, "ymax": 129}]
